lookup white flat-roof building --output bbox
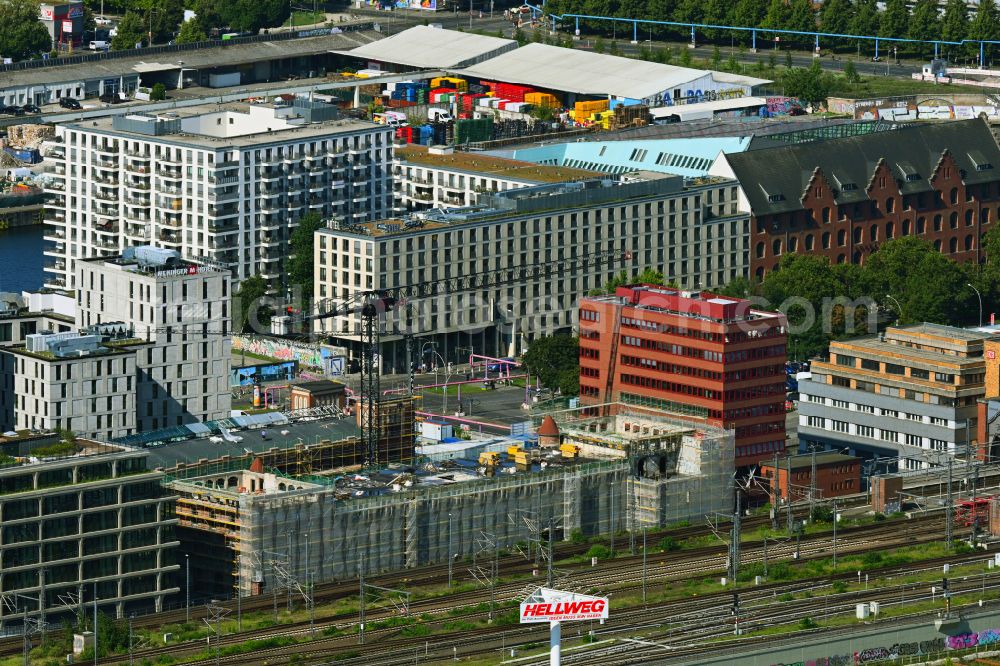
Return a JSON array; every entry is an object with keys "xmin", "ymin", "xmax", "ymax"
[{"xmin": 42, "ymin": 101, "xmax": 393, "ymax": 291}]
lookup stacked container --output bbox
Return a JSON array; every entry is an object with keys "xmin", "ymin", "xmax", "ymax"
[
  {"xmin": 455, "ymin": 118, "xmax": 494, "ymax": 144},
  {"xmin": 524, "ymin": 92, "xmax": 560, "ymax": 108}
]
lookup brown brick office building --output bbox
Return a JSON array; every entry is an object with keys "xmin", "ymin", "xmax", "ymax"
[{"xmin": 711, "ymin": 120, "xmax": 1000, "ymax": 279}]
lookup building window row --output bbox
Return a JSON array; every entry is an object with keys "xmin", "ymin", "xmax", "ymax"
[
  {"xmin": 736, "ymin": 440, "xmax": 784, "ymax": 459},
  {"xmin": 619, "ymin": 373, "xmax": 721, "ymax": 400}
]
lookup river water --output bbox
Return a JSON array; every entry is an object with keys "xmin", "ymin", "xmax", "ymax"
[{"xmin": 0, "ymin": 225, "xmax": 45, "ymax": 295}]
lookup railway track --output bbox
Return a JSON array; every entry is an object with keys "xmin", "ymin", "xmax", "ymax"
[{"xmin": 87, "ymin": 515, "xmax": 955, "ymax": 665}]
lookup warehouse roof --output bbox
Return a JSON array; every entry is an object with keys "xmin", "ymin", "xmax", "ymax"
[
  {"xmin": 336, "ymin": 25, "xmax": 517, "ymax": 69},
  {"xmin": 454, "ymin": 43, "xmax": 771, "ymax": 101},
  {"xmin": 395, "ymin": 144, "xmax": 604, "ymax": 182},
  {"xmin": 722, "ymin": 119, "xmax": 1000, "ymax": 216}
]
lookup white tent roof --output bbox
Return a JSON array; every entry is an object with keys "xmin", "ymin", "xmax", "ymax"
[
  {"xmin": 336, "ymin": 25, "xmax": 517, "ymax": 69},
  {"xmin": 455, "ymin": 43, "xmax": 771, "ymax": 100}
]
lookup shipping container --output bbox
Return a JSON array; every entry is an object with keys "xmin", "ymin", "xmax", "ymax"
[{"xmin": 208, "ymin": 72, "xmax": 241, "ymax": 88}]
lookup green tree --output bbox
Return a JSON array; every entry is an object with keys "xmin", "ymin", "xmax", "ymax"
[
  {"xmin": 287, "ymin": 213, "xmax": 325, "ymax": 302},
  {"xmin": 860, "ymin": 236, "xmax": 972, "ymax": 325},
  {"xmin": 782, "ymin": 60, "xmax": 832, "ymax": 102},
  {"xmin": 111, "ymin": 11, "xmax": 147, "ymax": 49},
  {"xmin": 521, "ymin": 335, "xmax": 579, "ymax": 392},
  {"xmin": 967, "ymin": 0, "xmax": 1000, "ymax": 63},
  {"xmin": 0, "ymin": 0, "xmax": 54, "ymax": 60},
  {"xmin": 150, "ymin": 82, "xmax": 166, "ymax": 100},
  {"xmin": 732, "ymin": 0, "xmax": 767, "ymax": 29},
  {"xmin": 908, "ymin": 0, "xmax": 941, "ymax": 54},
  {"xmin": 786, "ymin": 0, "xmax": 817, "ymax": 45},
  {"xmin": 594, "ymin": 35, "xmax": 605, "ymax": 53},
  {"xmin": 513, "ymin": 27, "xmax": 528, "ymax": 45},
  {"xmin": 710, "ymin": 45, "xmax": 722, "ymax": 69},
  {"xmin": 233, "ymin": 275, "xmax": 272, "ymax": 333},
  {"xmin": 176, "ymin": 18, "xmax": 208, "ymax": 43},
  {"xmin": 673, "ymin": 0, "xmax": 705, "ymax": 27},
  {"xmin": 191, "ymin": 0, "xmax": 223, "ymax": 34},
  {"xmin": 941, "ymin": 0, "xmax": 968, "ymax": 54},
  {"xmin": 591, "ymin": 268, "xmax": 670, "ymax": 295},
  {"xmin": 849, "ymin": 0, "xmax": 879, "ymax": 38},
  {"xmin": 679, "ymin": 47, "xmax": 693, "ymax": 66},
  {"xmin": 819, "ymin": 0, "xmax": 852, "ymax": 38},
  {"xmin": 763, "ymin": 0, "xmax": 792, "ymax": 31},
  {"xmin": 843, "ymin": 60, "xmax": 860, "ymax": 82},
  {"xmin": 716, "ymin": 276, "xmax": 760, "ymax": 298},
  {"xmin": 878, "ymin": 0, "xmax": 908, "ymax": 39}
]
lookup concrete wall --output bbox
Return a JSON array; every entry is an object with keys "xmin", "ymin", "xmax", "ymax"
[{"xmin": 683, "ymin": 606, "xmax": 1000, "ymax": 666}]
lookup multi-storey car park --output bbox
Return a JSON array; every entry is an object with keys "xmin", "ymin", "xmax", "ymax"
[
  {"xmin": 0, "ymin": 433, "xmax": 178, "ymax": 630},
  {"xmin": 41, "ymin": 100, "xmax": 393, "ymax": 291},
  {"xmin": 314, "ymin": 173, "xmax": 751, "ymax": 372}
]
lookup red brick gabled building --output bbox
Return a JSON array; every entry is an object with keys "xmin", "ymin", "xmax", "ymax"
[
  {"xmin": 711, "ymin": 119, "xmax": 1000, "ymax": 279},
  {"xmin": 579, "ymin": 285, "xmax": 788, "ymax": 469}
]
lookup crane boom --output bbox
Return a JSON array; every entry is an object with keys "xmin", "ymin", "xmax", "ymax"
[{"xmin": 300, "ymin": 248, "xmax": 633, "ymax": 469}]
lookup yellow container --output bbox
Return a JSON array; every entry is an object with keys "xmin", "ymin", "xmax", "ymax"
[
  {"xmin": 560, "ymin": 443, "xmax": 580, "ymax": 458},
  {"xmin": 479, "ymin": 451, "xmax": 500, "ymax": 466},
  {"xmin": 575, "ymin": 99, "xmax": 609, "ymax": 116},
  {"xmin": 525, "ymin": 92, "xmax": 560, "ymax": 108},
  {"xmin": 507, "ymin": 445, "xmax": 522, "ymax": 458}
]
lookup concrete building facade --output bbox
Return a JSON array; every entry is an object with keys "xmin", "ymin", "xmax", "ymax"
[
  {"xmin": 0, "ymin": 435, "xmax": 178, "ymax": 629},
  {"xmin": 314, "ymin": 174, "xmax": 750, "ymax": 371},
  {"xmin": 797, "ymin": 324, "xmax": 991, "ymax": 470},
  {"xmin": 75, "ymin": 250, "xmax": 233, "ymax": 432},
  {"xmin": 579, "ymin": 285, "xmax": 787, "ymax": 468},
  {"xmin": 6, "ymin": 332, "xmax": 137, "ymax": 440},
  {"xmin": 42, "ymin": 101, "xmax": 393, "ymax": 291}
]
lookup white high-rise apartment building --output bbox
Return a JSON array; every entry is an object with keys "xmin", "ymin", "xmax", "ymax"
[{"xmin": 42, "ymin": 100, "xmax": 393, "ymax": 290}]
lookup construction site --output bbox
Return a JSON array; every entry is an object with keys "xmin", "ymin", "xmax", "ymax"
[{"xmin": 162, "ymin": 402, "xmax": 733, "ymax": 601}]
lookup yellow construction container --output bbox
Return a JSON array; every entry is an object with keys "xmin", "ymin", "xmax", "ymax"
[
  {"xmin": 560, "ymin": 443, "xmax": 580, "ymax": 459},
  {"xmin": 525, "ymin": 92, "xmax": 560, "ymax": 108},
  {"xmin": 513, "ymin": 451, "xmax": 531, "ymax": 467},
  {"xmin": 589, "ymin": 110, "xmax": 615, "ymax": 130},
  {"xmin": 507, "ymin": 445, "xmax": 523, "ymax": 458},
  {"xmin": 574, "ymin": 99, "xmax": 609, "ymax": 117},
  {"xmin": 431, "ymin": 76, "xmax": 469, "ymax": 92},
  {"xmin": 479, "ymin": 451, "xmax": 501, "ymax": 467}
]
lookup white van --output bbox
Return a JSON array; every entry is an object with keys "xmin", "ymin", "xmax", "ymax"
[
  {"xmin": 88, "ymin": 40, "xmax": 109, "ymax": 50},
  {"xmin": 427, "ymin": 107, "xmax": 453, "ymax": 123}
]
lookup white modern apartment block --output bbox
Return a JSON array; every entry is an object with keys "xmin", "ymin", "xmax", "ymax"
[
  {"xmin": 76, "ymin": 247, "xmax": 233, "ymax": 432},
  {"xmin": 5, "ymin": 331, "xmax": 138, "ymax": 440},
  {"xmin": 42, "ymin": 100, "xmax": 393, "ymax": 290},
  {"xmin": 314, "ymin": 174, "xmax": 750, "ymax": 373},
  {"xmin": 393, "ymin": 144, "xmax": 602, "ymax": 211}
]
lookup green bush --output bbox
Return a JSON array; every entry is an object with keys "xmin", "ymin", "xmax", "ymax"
[
  {"xmin": 831, "ymin": 581, "xmax": 848, "ymax": 594},
  {"xmin": 151, "ymin": 83, "xmax": 166, "ymax": 101},
  {"xmin": 585, "ymin": 544, "xmax": 612, "ymax": 560},
  {"xmin": 798, "ymin": 617, "xmax": 818, "ymax": 629},
  {"xmin": 658, "ymin": 536, "xmax": 680, "ymax": 552},
  {"xmin": 569, "ymin": 528, "xmax": 587, "ymax": 544},
  {"xmin": 400, "ymin": 624, "xmax": 431, "ymax": 637}
]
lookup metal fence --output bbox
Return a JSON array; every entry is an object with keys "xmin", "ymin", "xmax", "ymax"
[{"xmin": 0, "ymin": 21, "xmax": 375, "ymax": 74}]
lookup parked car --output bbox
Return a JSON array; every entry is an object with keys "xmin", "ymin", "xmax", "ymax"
[
  {"xmin": 22, "ymin": 104, "xmax": 40, "ymax": 114},
  {"xmin": 9, "ymin": 106, "xmax": 25, "ymax": 116},
  {"xmin": 95, "ymin": 15, "xmax": 112, "ymax": 25},
  {"xmin": 58, "ymin": 97, "xmax": 82, "ymax": 110},
  {"xmin": 99, "ymin": 92, "xmax": 126, "ymax": 104},
  {"xmin": 0, "ymin": 105, "xmax": 16, "ymax": 115}
]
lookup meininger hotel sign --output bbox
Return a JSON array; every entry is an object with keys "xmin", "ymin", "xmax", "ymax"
[{"xmin": 519, "ymin": 588, "xmax": 609, "ymax": 624}]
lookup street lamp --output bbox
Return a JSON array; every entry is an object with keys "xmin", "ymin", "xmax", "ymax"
[
  {"xmin": 185, "ymin": 554, "xmax": 190, "ymax": 623},
  {"xmin": 885, "ymin": 294, "xmax": 903, "ymax": 323},
  {"xmin": 967, "ymin": 283, "xmax": 983, "ymax": 327}
]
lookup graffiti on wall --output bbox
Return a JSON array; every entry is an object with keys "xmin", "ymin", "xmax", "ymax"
[
  {"xmin": 946, "ymin": 627, "xmax": 1000, "ymax": 650},
  {"xmin": 765, "ymin": 97, "xmax": 803, "ymax": 115},
  {"xmin": 233, "ymin": 335, "xmax": 347, "ymax": 372},
  {"xmin": 769, "ymin": 637, "xmax": 947, "ymax": 666}
]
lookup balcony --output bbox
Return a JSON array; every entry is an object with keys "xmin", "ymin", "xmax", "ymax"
[
  {"xmin": 94, "ymin": 239, "xmax": 120, "ymax": 249},
  {"xmin": 94, "ymin": 158, "xmax": 118, "ymax": 170},
  {"xmin": 94, "ymin": 174, "xmax": 119, "ymax": 186},
  {"xmin": 258, "ymin": 169, "xmax": 281, "ymax": 181},
  {"xmin": 44, "ymin": 260, "xmax": 66, "ymax": 271},
  {"xmin": 47, "ymin": 211, "xmax": 66, "ymax": 223},
  {"xmin": 44, "ymin": 148, "xmax": 65, "ymax": 159},
  {"xmin": 207, "ymin": 189, "xmax": 239, "ymax": 203},
  {"xmin": 158, "ymin": 155, "xmax": 183, "ymax": 166},
  {"xmin": 125, "ymin": 196, "xmax": 150, "ymax": 206},
  {"xmin": 125, "ymin": 225, "xmax": 150, "ymax": 241},
  {"xmin": 94, "ymin": 223, "xmax": 119, "ymax": 235},
  {"xmin": 208, "ymin": 220, "xmax": 239, "ymax": 233},
  {"xmin": 208, "ymin": 205, "xmax": 239, "ymax": 219},
  {"xmin": 124, "ymin": 182, "xmax": 150, "ymax": 194},
  {"xmin": 157, "ymin": 217, "xmax": 182, "ymax": 228},
  {"xmin": 156, "ymin": 198, "xmax": 184, "ymax": 211},
  {"xmin": 43, "ymin": 229, "xmax": 65, "ymax": 241},
  {"xmin": 260, "ymin": 200, "xmax": 285, "ymax": 214},
  {"xmin": 159, "ymin": 232, "xmax": 181, "ymax": 244},
  {"xmin": 159, "ymin": 185, "xmax": 183, "ymax": 196},
  {"xmin": 44, "ymin": 181, "xmax": 65, "ymax": 192},
  {"xmin": 308, "ymin": 180, "xmax": 327, "ymax": 192},
  {"xmin": 51, "ymin": 165, "xmax": 66, "ymax": 176},
  {"xmin": 126, "ymin": 164, "xmax": 151, "ymax": 175},
  {"xmin": 95, "ymin": 144, "xmax": 118, "ymax": 156},
  {"xmin": 92, "ymin": 189, "xmax": 117, "ymax": 202},
  {"xmin": 214, "ymin": 160, "xmax": 240, "ymax": 170},
  {"xmin": 157, "ymin": 168, "xmax": 183, "ymax": 179},
  {"xmin": 125, "ymin": 150, "xmax": 150, "ymax": 160},
  {"xmin": 94, "ymin": 207, "xmax": 117, "ymax": 219},
  {"xmin": 44, "ymin": 243, "xmax": 65, "ymax": 255},
  {"xmin": 45, "ymin": 277, "xmax": 66, "ymax": 288}
]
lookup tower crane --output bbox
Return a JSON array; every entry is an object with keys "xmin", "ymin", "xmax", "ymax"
[{"xmin": 293, "ymin": 248, "xmax": 634, "ymax": 469}]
